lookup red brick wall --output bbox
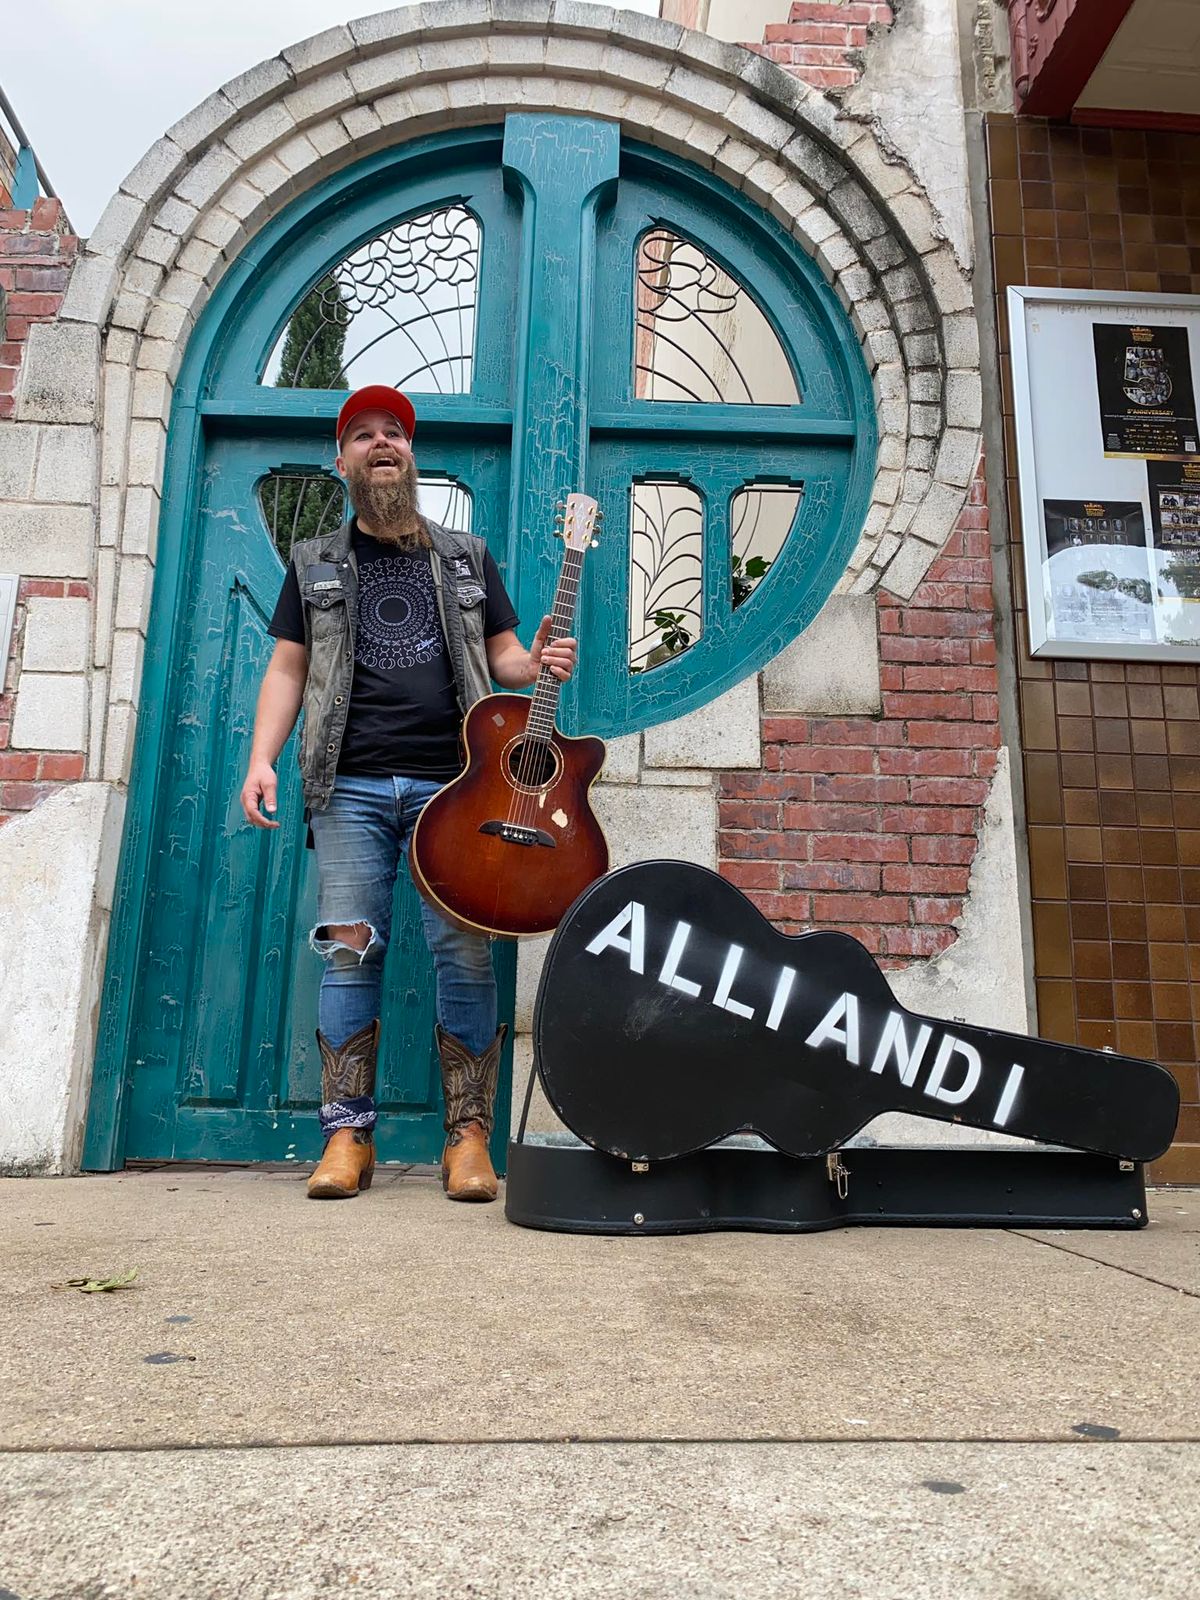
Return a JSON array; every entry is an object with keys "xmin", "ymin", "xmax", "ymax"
[
  {"xmin": 719, "ymin": 457, "xmax": 1002, "ymax": 969},
  {"xmin": 750, "ymin": 1, "xmax": 895, "ymax": 94},
  {"xmin": 0, "ymin": 200, "xmax": 87, "ymax": 828},
  {"xmin": 0, "ymin": 198, "xmax": 78, "ymax": 421}
]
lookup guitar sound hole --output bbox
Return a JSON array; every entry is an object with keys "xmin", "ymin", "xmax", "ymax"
[{"xmin": 507, "ymin": 739, "xmax": 557, "ymax": 789}]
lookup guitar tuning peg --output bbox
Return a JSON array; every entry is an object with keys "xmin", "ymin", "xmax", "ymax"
[{"xmin": 590, "ymin": 539, "xmax": 600, "ymax": 549}]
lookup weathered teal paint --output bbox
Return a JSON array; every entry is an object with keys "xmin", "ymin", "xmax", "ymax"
[{"xmin": 84, "ymin": 118, "xmax": 876, "ymax": 1171}]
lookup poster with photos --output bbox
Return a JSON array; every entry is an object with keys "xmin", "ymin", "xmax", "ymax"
[
  {"xmin": 1010, "ymin": 287, "xmax": 1200, "ymax": 662},
  {"xmin": 1092, "ymin": 322, "xmax": 1198, "ymax": 461},
  {"xmin": 1147, "ymin": 461, "xmax": 1200, "ymax": 646},
  {"xmin": 1041, "ymin": 499, "xmax": 1154, "ymax": 646}
]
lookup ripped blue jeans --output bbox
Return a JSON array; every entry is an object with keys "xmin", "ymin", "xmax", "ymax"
[{"xmin": 308, "ymin": 773, "xmax": 497, "ymax": 1140}]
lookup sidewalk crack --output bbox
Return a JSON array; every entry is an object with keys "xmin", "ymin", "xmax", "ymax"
[{"xmin": 1008, "ymin": 1230, "xmax": 1200, "ymax": 1300}]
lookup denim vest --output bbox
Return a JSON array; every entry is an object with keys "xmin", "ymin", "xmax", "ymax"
[{"xmin": 290, "ymin": 518, "xmax": 493, "ymax": 812}]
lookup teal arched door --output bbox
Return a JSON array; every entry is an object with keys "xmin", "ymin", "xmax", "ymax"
[{"xmin": 85, "ymin": 114, "xmax": 874, "ymax": 1170}]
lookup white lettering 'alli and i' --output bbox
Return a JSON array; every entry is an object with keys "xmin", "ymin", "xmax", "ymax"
[{"xmin": 584, "ymin": 901, "xmax": 1025, "ymax": 1130}]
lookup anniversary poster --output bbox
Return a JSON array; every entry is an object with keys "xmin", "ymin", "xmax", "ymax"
[
  {"xmin": 1093, "ymin": 323, "xmax": 1199, "ymax": 460},
  {"xmin": 1041, "ymin": 499, "xmax": 1155, "ymax": 645},
  {"xmin": 1147, "ymin": 460, "xmax": 1200, "ymax": 646}
]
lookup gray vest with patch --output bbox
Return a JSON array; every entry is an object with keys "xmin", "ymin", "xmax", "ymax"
[{"xmin": 289, "ymin": 518, "xmax": 493, "ymax": 812}]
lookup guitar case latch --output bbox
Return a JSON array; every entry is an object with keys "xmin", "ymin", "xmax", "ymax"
[{"xmin": 826, "ymin": 1151, "xmax": 850, "ymax": 1200}]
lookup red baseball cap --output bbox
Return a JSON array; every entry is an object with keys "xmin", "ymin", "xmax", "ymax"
[{"xmin": 335, "ymin": 385, "xmax": 417, "ymax": 446}]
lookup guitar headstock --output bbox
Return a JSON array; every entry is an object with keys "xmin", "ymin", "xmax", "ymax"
[{"xmin": 556, "ymin": 492, "xmax": 602, "ymax": 553}]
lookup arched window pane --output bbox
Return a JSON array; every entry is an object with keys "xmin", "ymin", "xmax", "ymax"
[
  {"xmin": 629, "ymin": 481, "xmax": 703, "ymax": 673},
  {"xmin": 731, "ymin": 484, "xmax": 803, "ymax": 609},
  {"xmin": 634, "ymin": 229, "xmax": 800, "ymax": 406},
  {"xmin": 417, "ymin": 476, "xmax": 473, "ymax": 533},
  {"xmin": 263, "ymin": 206, "xmax": 480, "ymax": 394},
  {"xmin": 258, "ymin": 472, "xmax": 345, "ymax": 562}
]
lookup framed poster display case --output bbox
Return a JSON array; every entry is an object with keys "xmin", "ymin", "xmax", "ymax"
[{"xmin": 1008, "ymin": 286, "xmax": 1200, "ymax": 662}]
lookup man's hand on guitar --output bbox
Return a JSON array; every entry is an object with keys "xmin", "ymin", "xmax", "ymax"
[
  {"xmin": 529, "ymin": 615, "xmax": 577, "ymax": 683},
  {"xmin": 241, "ymin": 759, "xmax": 281, "ymax": 829}
]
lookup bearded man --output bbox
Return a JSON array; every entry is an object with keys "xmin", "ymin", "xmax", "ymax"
[{"xmin": 239, "ymin": 385, "xmax": 577, "ymax": 1202}]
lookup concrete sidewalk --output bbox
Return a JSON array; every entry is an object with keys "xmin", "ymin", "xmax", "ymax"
[{"xmin": 1, "ymin": 1169, "xmax": 1197, "ymax": 1597}]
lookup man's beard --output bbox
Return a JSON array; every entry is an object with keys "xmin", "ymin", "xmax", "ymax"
[{"xmin": 346, "ymin": 453, "xmax": 427, "ymax": 547}]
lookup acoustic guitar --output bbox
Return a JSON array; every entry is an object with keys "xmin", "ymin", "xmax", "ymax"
[{"xmin": 410, "ymin": 493, "xmax": 609, "ymax": 939}]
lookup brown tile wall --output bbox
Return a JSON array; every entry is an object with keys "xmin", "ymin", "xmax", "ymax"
[{"xmin": 985, "ymin": 115, "xmax": 1200, "ymax": 1182}]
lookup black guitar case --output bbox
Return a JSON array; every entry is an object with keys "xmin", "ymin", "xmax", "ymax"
[{"xmin": 505, "ymin": 860, "xmax": 1178, "ymax": 1235}]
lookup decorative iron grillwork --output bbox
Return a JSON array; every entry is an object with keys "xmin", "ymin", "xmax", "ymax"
[
  {"xmin": 265, "ymin": 206, "xmax": 480, "ymax": 393},
  {"xmin": 634, "ymin": 229, "xmax": 800, "ymax": 406},
  {"xmin": 259, "ymin": 472, "xmax": 473, "ymax": 561},
  {"xmin": 629, "ymin": 481, "xmax": 703, "ymax": 673},
  {"xmin": 730, "ymin": 484, "xmax": 803, "ymax": 608},
  {"xmin": 259, "ymin": 472, "xmax": 345, "ymax": 562}
]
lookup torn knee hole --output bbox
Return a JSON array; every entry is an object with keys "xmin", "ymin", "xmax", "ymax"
[{"xmin": 311, "ymin": 921, "xmax": 382, "ymax": 963}]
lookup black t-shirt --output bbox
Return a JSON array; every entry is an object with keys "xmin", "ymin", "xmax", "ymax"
[{"xmin": 268, "ymin": 524, "xmax": 518, "ymax": 779}]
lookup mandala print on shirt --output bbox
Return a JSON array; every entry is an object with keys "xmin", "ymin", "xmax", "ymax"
[{"xmin": 357, "ymin": 553, "xmax": 445, "ymax": 670}]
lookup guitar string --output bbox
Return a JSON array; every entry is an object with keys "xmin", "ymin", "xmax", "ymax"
[
  {"xmin": 510, "ymin": 545, "xmax": 586, "ymax": 834},
  {"xmin": 511, "ymin": 551, "xmax": 583, "ymax": 832}
]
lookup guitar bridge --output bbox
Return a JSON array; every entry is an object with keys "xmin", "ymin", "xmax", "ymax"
[{"xmin": 479, "ymin": 819, "xmax": 556, "ymax": 848}]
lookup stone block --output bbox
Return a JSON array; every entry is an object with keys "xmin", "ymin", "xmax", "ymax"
[
  {"xmin": 121, "ymin": 486, "xmax": 162, "ymax": 561},
  {"xmin": 22, "ymin": 597, "xmax": 90, "ymax": 674},
  {"xmin": 0, "ymin": 505, "xmax": 93, "ymax": 577},
  {"xmin": 165, "ymin": 90, "xmax": 237, "ymax": 155},
  {"xmin": 115, "ymin": 556, "xmax": 155, "ymax": 634},
  {"xmin": 100, "ymin": 363, "xmax": 132, "ymax": 489},
  {"xmin": 942, "ymin": 312, "xmax": 980, "ymax": 368},
  {"xmin": 15, "ymin": 324, "xmax": 100, "ymax": 426},
  {"xmin": 126, "ymin": 420, "xmax": 166, "ymax": 489},
  {"xmin": 58, "ymin": 255, "xmax": 119, "ymax": 328},
  {"xmin": 120, "ymin": 137, "xmax": 186, "ymax": 205},
  {"xmin": 108, "ymin": 629, "xmax": 145, "ymax": 708},
  {"xmin": 174, "ymin": 143, "xmax": 240, "ymax": 211},
  {"xmin": 548, "ymin": 3, "xmax": 618, "ymax": 40},
  {"xmin": 922, "ymin": 245, "xmax": 974, "ymax": 314},
  {"xmin": 33, "ymin": 425, "xmax": 97, "ymax": 505},
  {"xmin": 283, "ymin": 73, "xmax": 356, "ymax": 127},
  {"xmin": 193, "ymin": 208, "xmax": 242, "ymax": 251},
  {"xmin": 664, "ymin": 64, "xmax": 736, "ymax": 120},
  {"xmin": 347, "ymin": 6, "xmax": 429, "ymax": 47},
  {"xmin": 830, "ymin": 178, "xmax": 887, "ymax": 245},
  {"xmin": 599, "ymin": 43, "xmax": 672, "ymax": 93},
  {"xmin": 11, "ymin": 673, "xmax": 89, "ymax": 752},
  {"xmin": 85, "ymin": 192, "xmax": 145, "ymax": 262},
  {"xmin": 945, "ymin": 370, "xmax": 983, "ymax": 431},
  {"xmin": 102, "ymin": 702, "xmax": 136, "ymax": 784},
  {"xmin": 93, "ymin": 547, "xmax": 115, "ymax": 669},
  {"xmin": 642, "ymin": 677, "xmax": 760, "ymax": 771},
  {"xmin": 98, "ymin": 486, "xmax": 123, "ymax": 550},
  {"xmin": 881, "ymin": 535, "xmax": 941, "ymax": 601},
  {"xmin": 908, "ymin": 480, "xmax": 966, "ymax": 545},
  {"xmin": 594, "ymin": 778, "xmax": 717, "ymax": 871},
  {"xmin": 131, "ymin": 369, "xmax": 174, "ymax": 426},
  {"xmin": 340, "ymin": 104, "xmax": 383, "ymax": 142},
  {"xmin": 222, "ymin": 56, "xmax": 293, "ymax": 112},
  {"xmin": 281, "ymin": 24, "xmax": 356, "ymax": 77},
  {"xmin": 136, "ymin": 226, "xmax": 178, "ymax": 267},
  {"xmin": 346, "ymin": 45, "xmax": 424, "ymax": 97},
  {"xmin": 0, "ymin": 424, "xmax": 39, "ymax": 500},
  {"xmin": 762, "ymin": 595, "xmax": 881, "ymax": 716},
  {"xmin": 597, "ymin": 731, "xmax": 639, "ymax": 785},
  {"xmin": 307, "ymin": 117, "xmax": 353, "ymax": 162},
  {"xmin": 934, "ymin": 427, "xmax": 981, "ymax": 490},
  {"xmin": 175, "ymin": 237, "xmax": 222, "ymax": 286},
  {"xmin": 639, "ymin": 769, "xmax": 712, "ymax": 787},
  {"xmin": 224, "ymin": 101, "xmax": 297, "ymax": 164}
]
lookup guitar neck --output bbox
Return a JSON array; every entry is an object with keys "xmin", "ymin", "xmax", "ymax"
[{"xmin": 526, "ymin": 544, "xmax": 585, "ymax": 742}]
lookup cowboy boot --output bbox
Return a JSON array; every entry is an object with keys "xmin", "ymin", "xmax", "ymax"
[
  {"xmin": 307, "ymin": 1019, "xmax": 380, "ymax": 1199},
  {"xmin": 437, "ymin": 1023, "xmax": 507, "ymax": 1202}
]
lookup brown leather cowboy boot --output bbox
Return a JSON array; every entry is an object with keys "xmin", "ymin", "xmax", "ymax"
[
  {"xmin": 437, "ymin": 1023, "xmax": 507, "ymax": 1202},
  {"xmin": 307, "ymin": 1019, "xmax": 379, "ymax": 1199}
]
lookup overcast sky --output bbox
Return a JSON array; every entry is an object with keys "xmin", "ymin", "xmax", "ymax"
[{"xmin": 6, "ymin": 0, "xmax": 662, "ymax": 236}]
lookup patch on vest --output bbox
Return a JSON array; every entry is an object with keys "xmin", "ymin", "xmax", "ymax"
[{"xmin": 452, "ymin": 555, "xmax": 485, "ymax": 606}]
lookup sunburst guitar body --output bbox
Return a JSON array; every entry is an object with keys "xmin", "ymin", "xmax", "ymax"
[{"xmin": 410, "ymin": 493, "xmax": 610, "ymax": 938}]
